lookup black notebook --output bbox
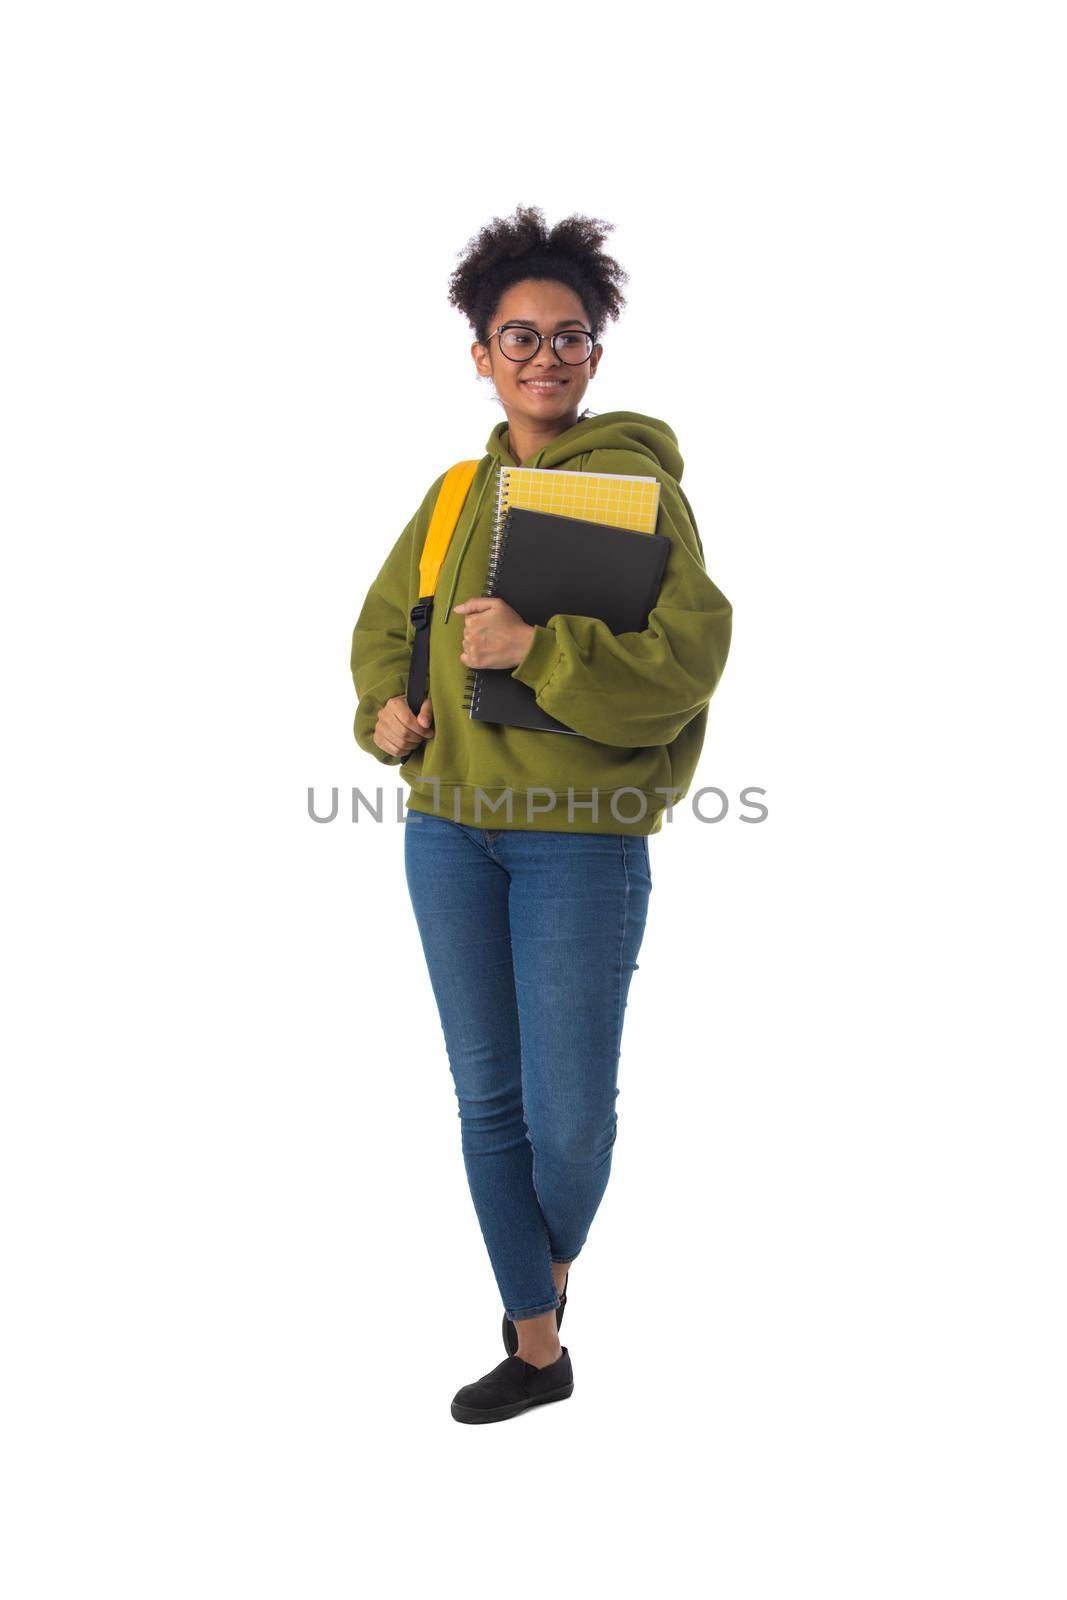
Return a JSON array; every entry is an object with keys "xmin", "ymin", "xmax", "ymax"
[{"xmin": 462, "ymin": 505, "xmax": 671, "ymax": 735}]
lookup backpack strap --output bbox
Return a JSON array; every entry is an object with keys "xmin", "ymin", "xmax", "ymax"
[{"xmin": 406, "ymin": 460, "xmax": 480, "ymax": 715}]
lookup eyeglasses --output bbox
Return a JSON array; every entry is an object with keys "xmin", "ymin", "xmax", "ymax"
[{"xmin": 487, "ymin": 323, "xmax": 596, "ymax": 365}]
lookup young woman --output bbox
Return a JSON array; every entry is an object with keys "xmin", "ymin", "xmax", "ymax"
[{"xmin": 350, "ymin": 206, "xmax": 732, "ymax": 1423}]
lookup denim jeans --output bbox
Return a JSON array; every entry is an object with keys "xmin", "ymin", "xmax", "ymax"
[{"xmin": 403, "ymin": 811, "xmax": 652, "ymax": 1321}]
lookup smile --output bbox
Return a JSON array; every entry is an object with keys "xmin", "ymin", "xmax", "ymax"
[{"xmin": 521, "ymin": 379, "xmax": 568, "ymax": 392}]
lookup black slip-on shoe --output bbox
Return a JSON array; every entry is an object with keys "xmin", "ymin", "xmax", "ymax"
[
  {"xmin": 451, "ymin": 1347, "xmax": 574, "ymax": 1425},
  {"xmin": 502, "ymin": 1271, "xmax": 569, "ymax": 1357}
]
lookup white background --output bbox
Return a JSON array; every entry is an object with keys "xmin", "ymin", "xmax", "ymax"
[{"xmin": 2, "ymin": 3, "xmax": 1064, "ymax": 1596}]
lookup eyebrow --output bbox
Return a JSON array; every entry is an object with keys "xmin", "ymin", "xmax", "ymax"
[{"xmin": 502, "ymin": 318, "xmax": 588, "ymax": 330}]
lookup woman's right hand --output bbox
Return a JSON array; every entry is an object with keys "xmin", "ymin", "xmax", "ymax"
[{"xmin": 373, "ymin": 695, "xmax": 434, "ymax": 759}]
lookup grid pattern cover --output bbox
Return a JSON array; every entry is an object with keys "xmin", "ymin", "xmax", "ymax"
[{"xmin": 497, "ymin": 465, "xmax": 661, "ymax": 536}]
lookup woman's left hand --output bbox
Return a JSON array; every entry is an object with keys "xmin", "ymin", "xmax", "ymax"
[{"xmin": 453, "ymin": 596, "xmax": 536, "ymax": 670}]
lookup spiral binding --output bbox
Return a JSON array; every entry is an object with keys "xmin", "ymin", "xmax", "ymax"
[{"xmin": 461, "ymin": 461, "xmax": 516, "ymax": 718}]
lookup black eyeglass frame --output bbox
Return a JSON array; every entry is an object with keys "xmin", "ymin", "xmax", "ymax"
[{"xmin": 485, "ymin": 323, "xmax": 598, "ymax": 364}]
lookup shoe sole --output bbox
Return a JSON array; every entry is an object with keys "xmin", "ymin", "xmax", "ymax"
[{"xmin": 451, "ymin": 1382, "xmax": 574, "ymax": 1425}]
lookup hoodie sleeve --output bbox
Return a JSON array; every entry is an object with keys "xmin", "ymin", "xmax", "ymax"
[
  {"xmin": 509, "ymin": 451, "xmax": 733, "ymax": 749},
  {"xmin": 350, "ymin": 475, "xmax": 444, "ymax": 765}
]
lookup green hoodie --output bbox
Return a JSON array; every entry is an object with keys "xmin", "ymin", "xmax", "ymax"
[{"xmin": 350, "ymin": 409, "xmax": 732, "ymax": 836}]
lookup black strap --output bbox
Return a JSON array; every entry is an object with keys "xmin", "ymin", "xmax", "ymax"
[{"xmin": 406, "ymin": 597, "xmax": 433, "ymax": 716}]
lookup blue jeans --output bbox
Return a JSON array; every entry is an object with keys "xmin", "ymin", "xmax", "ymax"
[{"xmin": 403, "ymin": 811, "xmax": 653, "ymax": 1321}]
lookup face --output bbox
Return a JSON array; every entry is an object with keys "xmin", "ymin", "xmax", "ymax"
[{"xmin": 472, "ymin": 279, "xmax": 602, "ymax": 427}]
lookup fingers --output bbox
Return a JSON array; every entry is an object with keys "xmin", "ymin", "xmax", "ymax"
[
  {"xmin": 452, "ymin": 596, "xmax": 496, "ymax": 615},
  {"xmin": 372, "ymin": 720, "xmax": 409, "ymax": 757},
  {"xmin": 385, "ymin": 695, "xmax": 426, "ymax": 736},
  {"xmin": 373, "ymin": 694, "xmax": 434, "ymax": 757}
]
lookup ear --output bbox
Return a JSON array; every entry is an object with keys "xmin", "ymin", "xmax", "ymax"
[{"xmin": 472, "ymin": 339, "xmax": 493, "ymax": 380}]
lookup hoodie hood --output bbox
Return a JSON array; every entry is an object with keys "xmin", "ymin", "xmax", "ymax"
[{"xmin": 486, "ymin": 409, "xmax": 684, "ymax": 483}]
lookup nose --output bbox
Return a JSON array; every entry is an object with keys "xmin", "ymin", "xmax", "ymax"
[{"xmin": 528, "ymin": 338, "xmax": 564, "ymax": 370}]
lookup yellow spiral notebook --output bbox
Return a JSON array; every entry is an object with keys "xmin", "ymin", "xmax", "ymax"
[{"xmin": 494, "ymin": 464, "xmax": 661, "ymax": 538}]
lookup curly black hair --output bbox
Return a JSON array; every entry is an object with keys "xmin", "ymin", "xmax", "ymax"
[{"xmin": 448, "ymin": 204, "xmax": 629, "ymax": 346}]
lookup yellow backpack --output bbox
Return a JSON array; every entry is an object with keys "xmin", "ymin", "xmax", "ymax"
[{"xmin": 406, "ymin": 460, "xmax": 480, "ymax": 714}]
